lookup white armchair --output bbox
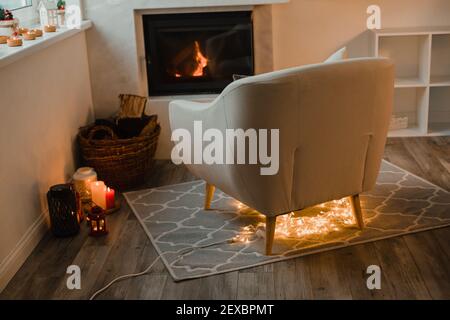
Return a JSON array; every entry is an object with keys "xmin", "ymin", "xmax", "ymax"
[{"xmin": 169, "ymin": 58, "xmax": 394, "ymax": 255}]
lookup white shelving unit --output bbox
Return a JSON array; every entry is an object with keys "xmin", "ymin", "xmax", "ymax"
[{"xmin": 373, "ymin": 27, "xmax": 450, "ymax": 137}]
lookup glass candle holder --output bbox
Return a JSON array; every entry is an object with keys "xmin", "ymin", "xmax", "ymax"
[{"xmin": 73, "ymin": 167, "xmax": 97, "ymax": 203}]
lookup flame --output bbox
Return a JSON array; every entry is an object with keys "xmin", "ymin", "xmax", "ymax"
[
  {"xmin": 192, "ymin": 41, "xmax": 208, "ymax": 77},
  {"xmin": 172, "ymin": 41, "xmax": 208, "ymax": 78}
]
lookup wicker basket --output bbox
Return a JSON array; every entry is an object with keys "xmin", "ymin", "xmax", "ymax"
[{"xmin": 78, "ymin": 124, "xmax": 160, "ymax": 190}]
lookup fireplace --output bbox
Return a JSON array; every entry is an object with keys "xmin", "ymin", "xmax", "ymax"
[{"xmin": 143, "ymin": 11, "xmax": 254, "ymax": 96}]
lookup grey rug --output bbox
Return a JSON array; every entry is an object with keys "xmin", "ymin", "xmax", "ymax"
[{"xmin": 124, "ymin": 161, "xmax": 450, "ymax": 281}]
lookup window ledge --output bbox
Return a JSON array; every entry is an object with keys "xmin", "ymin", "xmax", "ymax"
[{"xmin": 0, "ymin": 20, "xmax": 92, "ymax": 69}]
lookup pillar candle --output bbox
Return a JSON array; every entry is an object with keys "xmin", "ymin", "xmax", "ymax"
[
  {"xmin": 91, "ymin": 181, "xmax": 106, "ymax": 209},
  {"xmin": 106, "ymin": 187, "xmax": 115, "ymax": 210}
]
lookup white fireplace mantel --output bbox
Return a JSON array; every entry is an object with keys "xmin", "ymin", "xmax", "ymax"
[{"xmin": 132, "ymin": 0, "xmax": 289, "ymax": 10}]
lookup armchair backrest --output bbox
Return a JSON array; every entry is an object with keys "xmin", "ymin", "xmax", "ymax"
[{"xmin": 219, "ymin": 58, "xmax": 394, "ymax": 214}]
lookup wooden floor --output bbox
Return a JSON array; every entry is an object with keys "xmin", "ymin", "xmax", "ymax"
[{"xmin": 1, "ymin": 137, "xmax": 449, "ymax": 300}]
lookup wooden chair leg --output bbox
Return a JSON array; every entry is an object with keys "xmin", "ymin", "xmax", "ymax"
[
  {"xmin": 265, "ymin": 216, "xmax": 277, "ymax": 255},
  {"xmin": 349, "ymin": 194, "xmax": 364, "ymax": 229},
  {"xmin": 204, "ymin": 183, "xmax": 215, "ymax": 210}
]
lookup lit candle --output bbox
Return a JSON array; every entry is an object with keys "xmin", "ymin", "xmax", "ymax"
[
  {"xmin": 7, "ymin": 36, "xmax": 22, "ymax": 47},
  {"xmin": 23, "ymin": 31, "xmax": 36, "ymax": 41},
  {"xmin": 105, "ymin": 187, "xmax": 115, "ymax": 210},
  {"xmin": 91, "ymin": 181, "xmax": 106, "ymax": 209},
  {"xmin": 18, "ymin": 27, "xmax": 28, "ymax": 35},
  {"xmin": 31, "ymin": 29, "xmax": 43, "ymax": 37},
  {"xmin": 44, "ymin": 25, "xmax": 57, "ymax": 33}
]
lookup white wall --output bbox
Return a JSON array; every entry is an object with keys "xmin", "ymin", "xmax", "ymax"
[
  {"xmin": 0, "ymin": 32, "xmax": 94, "ymax": 292},
  {"xmin": 272, "ymin": 0, "xmax": 450, "ymax": 69}
]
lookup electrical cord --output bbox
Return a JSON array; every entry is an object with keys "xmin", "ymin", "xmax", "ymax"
[{"xmin": 89, "ymin": 239, "xmax": 233, "ymax": 300}]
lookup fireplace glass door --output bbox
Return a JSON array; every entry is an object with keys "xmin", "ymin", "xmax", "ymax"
[{"xmin": 143, "ymin": 11, "xmax": 254, "ymax": 96}]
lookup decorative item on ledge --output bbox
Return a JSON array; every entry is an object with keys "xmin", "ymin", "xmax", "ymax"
[
  {"xmin": 56, "ymin": 1, "xmax": 66, "ymax": 27},
  {"xmin": 39, "ymin": 0, "xmax": 59, "ymax": 28},
  {"xmin": 44, "ymin": 24, "xmax": 57, "ymax": 33},
  {"xmin": 88, "ymin": 206, "xmax": 108, "ymax": 237},
  {"xmin": 23, "ymin": 32, "xmax": 37, "ymax": 41},
  {"xmin": 0, "ymin": 36, "xmax": 7, "ymax": 44},
  {"xmin": 7, "ymin": 36, "xmax": 22, "ymax": 47},
  {"xmin": 0, "ymin": 6, "xmax": 14, "ymax": 22},
  {"xmin": 0, "ymin": 6, "xmax": 18, "ymax": 38},
  {"xmin": 57, "ymin": 0, "xmax": 66, "ymax": 10},
  {"xmin": 17, "ymin": 27, "xmax": 28, "ymax": 35},
  {"xmin": 73, "ymin": 167, "xmax": 97, "ymax": 203},
  {"xmin": 47, "ymin": 183, "xmax": 82, "ymax": 237},
  {"xmin": 31, "ymin": 28, "xmax": 43, "ymax": 37}
]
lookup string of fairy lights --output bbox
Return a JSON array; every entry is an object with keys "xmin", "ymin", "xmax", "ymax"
[{"xmin": 231, "ymin": 198, "xmax": 356, "ymax": 244}]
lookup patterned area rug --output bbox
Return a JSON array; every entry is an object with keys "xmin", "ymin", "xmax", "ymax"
[{"xmin": 124, "ymin": 161, "xmax": 450, "ymax": 281}]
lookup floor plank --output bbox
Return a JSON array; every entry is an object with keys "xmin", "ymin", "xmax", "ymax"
[
  {"xmin": 272, "ymin": 258, "xmax": 313, "ymax": 299},
  {"xmin": 237, "ymin": 273, "xmax": 275, "ymax": 299},
  {"xmin": 373, "ymin": 237, "xmax": 432, "ymax": 299},
  {"xmin": 384, "ymin": 137, "xmax": 450, "ymax": 190},
  {"xmin": 403, "ymin": 230, "xmax": 450, "ymax": 299},
  {"xmin": 304, "ymin": 250, "xmax": 353, "ymax": 299}
]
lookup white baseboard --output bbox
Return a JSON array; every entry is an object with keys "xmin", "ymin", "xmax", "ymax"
[{"xmin": 0, "ymin": 212, "xmax": 48, "ymax": 293}]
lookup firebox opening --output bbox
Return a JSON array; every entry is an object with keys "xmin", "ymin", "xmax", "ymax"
[{"xmin": 143, "ymin": 11, "xmax": 254, "ymax": 96}]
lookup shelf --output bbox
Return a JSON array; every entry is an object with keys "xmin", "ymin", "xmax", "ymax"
[
  {"xmin": 428, "ymin": 87, "xmax": 450, "ymax": 135},
  {"xmin": 363, "ymin": 27, "xmax": 450, "ymax": 137},
  {"xmin": 378, "ymin": 34, "xmax": 430, "ymax": 84},
  {"xmin": 430, "ymin": 34, "xmax": 450, "ymax": 89},
  {"xmin": 388, "ymin": 127, "xmax": 427, "ymax": 137},
  {"xmin": 430, "ymin": 75, "xmax": 450, "ymax": 87},
  {"xmin": 395, "ymin": 77, "xmax": 427, "ymax": 88},
  {"xmin": 427, "ymin": 123, "xmax": 450, "ymax": 136},
  {"xmin": 389, "ymin": 124, "xmax": 450, "ymax": 137},
  {"xmin": 392, "ymin": 87, "xmax": 428, "ymax": 133},
  {"xmin": 375, "ymin": 26, "xmax": 450, "ymax": 36}
]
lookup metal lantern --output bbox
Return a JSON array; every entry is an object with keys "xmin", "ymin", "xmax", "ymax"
[
  {"xmin": 47, "ymin": 184, "xmax": 82, "ymax": 237},
  {"xmin": 88, "ymin": 206, "xmax": 108, "ymax": 236}
]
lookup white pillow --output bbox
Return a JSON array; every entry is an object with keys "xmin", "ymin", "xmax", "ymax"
[{"xmin": 325, "ymin": 47, "xmax": 348, "ymax": 62}]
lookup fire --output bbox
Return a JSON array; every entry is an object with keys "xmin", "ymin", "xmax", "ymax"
[
  {"xmin": 170, "ymin": 40, "xmax": 209, "ymax": 78},
  {"xmin": 192, "ymin": 41, "xmax": 208, "ymax": 77}
]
